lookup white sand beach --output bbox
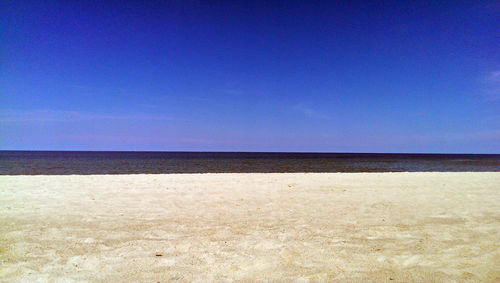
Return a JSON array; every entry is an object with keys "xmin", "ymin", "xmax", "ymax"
[{"xmin": 1, "ymin": 173, "xmax": 499, "ymax": 282}]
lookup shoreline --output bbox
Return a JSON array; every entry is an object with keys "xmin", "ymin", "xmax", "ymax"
[
  {"xmin": 2, "ymin": 171, "xmax": 500, "ymax": 176},
  {"xmin": 1, "ymin": 173, "xmax": 499, "ymax": 281}
]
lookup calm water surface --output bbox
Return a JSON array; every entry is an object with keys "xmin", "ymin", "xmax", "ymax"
[{"xmin": 1, "ymin": 151, "xmax": 499, "ymax": 175}]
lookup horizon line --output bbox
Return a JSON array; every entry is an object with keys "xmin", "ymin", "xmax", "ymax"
[{"xmin": 0, "ymin": 149, "xmax": 498, "ymax": 155}]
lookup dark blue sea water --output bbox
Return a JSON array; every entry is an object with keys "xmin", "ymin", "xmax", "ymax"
[{"xmin": 0, "ymin": 151, "xmax": 499, "ymax": 175}]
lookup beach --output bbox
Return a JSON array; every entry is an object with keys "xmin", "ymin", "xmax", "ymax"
[{"xmin": 1, "ymin": 172, "xmax": 499, "ymax": 282}]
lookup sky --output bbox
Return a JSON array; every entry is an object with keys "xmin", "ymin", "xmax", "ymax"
[{"xmin": 1, "ymin": 1, "xmax": 499, "ymax": 153}]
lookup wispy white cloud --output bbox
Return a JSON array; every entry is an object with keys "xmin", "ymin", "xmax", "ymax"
[
  {"xmin": 291, "ymin": 104, "xmax": 331, "ymax": 120},
  {"xmin": 0, "ymin": 109, "xmax": 185, "ymax": 123},
  {"xmin": 482, "ymin": 71, "xmax": 500, "ymax": 101},
  {"xmin": 408, "ymin": 129, "xmax": 500, "ymax": 143}
]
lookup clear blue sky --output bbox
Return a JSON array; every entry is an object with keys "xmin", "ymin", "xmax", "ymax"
[{"xmin": 1, "ymin": 1, "xmax": 499, "ymax": 153}]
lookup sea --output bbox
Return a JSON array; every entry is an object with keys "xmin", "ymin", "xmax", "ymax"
[{"xmin": 0, "ymin": 151, "xmax": 499, "ymax": 175}]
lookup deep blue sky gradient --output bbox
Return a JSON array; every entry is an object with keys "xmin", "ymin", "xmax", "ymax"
[{"xmin": 1, "ymin": 1, "xmax": 499, "ymax": 152}]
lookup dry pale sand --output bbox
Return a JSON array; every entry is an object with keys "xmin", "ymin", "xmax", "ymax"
[{"xmin": 1, "ymin": 173, "xmax": 499, "ymax": 282}]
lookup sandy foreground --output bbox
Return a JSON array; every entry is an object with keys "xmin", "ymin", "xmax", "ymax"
[{"xmin": 1, "ymin": 173, "xmax": 499, "ymax": 282}]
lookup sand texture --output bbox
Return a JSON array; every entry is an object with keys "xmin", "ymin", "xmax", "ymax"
[{"xmin": 1, "ymin": 173, "xmax": 499, "ymax": 282}]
